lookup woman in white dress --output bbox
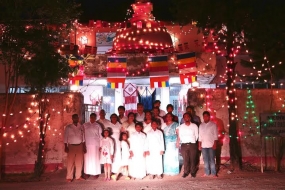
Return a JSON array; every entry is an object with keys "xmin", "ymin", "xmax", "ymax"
[
  {"xmin": 100, "ymin": 129, "xmax": 114, "ymax": 181},
  {"xmin": 121, "ymin": 112, "xmax": 136, "ymax": 138},
  {"xmin": 109, "ymin": 113, "xmax": 123, "ymax": 174},
  {"xmin": 143, "ymin": 110, "xmax": 153, "ymax": 133}
]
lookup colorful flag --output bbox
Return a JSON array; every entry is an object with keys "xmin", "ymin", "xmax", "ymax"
[
  {"xmin": 176, "ymin": 52, "xmax": 197, "ymax": 84},
  {"xmin": 107, "ymin": 78, "xmax": 125, "ymax": 89},
  {"xmin": 107, "ymin": 57, "xmax": 127, "ymax": 88},
  {"xmin": 148, "ymin": 55, "xmax": 169, "ymax": 88},
  {"xmin": 69, "ymin": 75, "xmax": 84, "ymax": 86}
]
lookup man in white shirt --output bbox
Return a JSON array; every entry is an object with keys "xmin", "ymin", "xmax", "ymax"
[
  {"xmin": 146, "ymin": 118, "xmax": 165, "ymax": 179},
  {"xmin": 152, "ymin": 107, "xmax": 165, "ymax": 126},
  {"xmin": 153, "ymin": 100, "xmax": 166, "ymax": 117},
  {"xmin": 180, "ymin": 106, "xmax": 201, "ymax": 126},
  {"xmin": 199, "ymin": 111, "xmax": 218, "ymax": 177},
  {"xmin": 135, "ymin": 103, "xmax": 145, "ymax": 122},
  {"xmin": 64, "ymin": 114, "xmax": 86, "ymax": 182},
  {"xmin": 83, "ymin": 113, "xmax": 102, "ymax": 179},
  {"xmin": 129, "ymin": 122, "xmax": 147, "ymax": 180},
  {"xmin": 176, "ymin": 112, "xmax": 198, "ymax": 178},
  {"xmin": 97, "ymin": 109, "xmax": 112, "ymax": 129},
  {"xmin": 118, "ymin": 105, "xmax": 128, "ymax": 123}
]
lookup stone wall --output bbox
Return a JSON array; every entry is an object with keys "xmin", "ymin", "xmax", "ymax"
[
  {"xmin": 0, "ymin": 92, "xmax": 84, "ymax": 173},
  {"xmin": 189, "ymin": 89, "xmax": 285, "ymax": 168}
]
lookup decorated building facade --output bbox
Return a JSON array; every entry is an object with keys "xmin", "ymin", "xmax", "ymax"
[{"xmin": 62, "ymin": 0, "xmax": 217, "ymax": 119}]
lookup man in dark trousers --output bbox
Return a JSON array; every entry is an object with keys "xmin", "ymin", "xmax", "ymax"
[{"xmin": 176, "ymin": 113, "xmax": 199, "ymax": 178}]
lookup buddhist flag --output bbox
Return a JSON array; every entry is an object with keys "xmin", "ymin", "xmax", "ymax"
[
  {"xmin": 107, "ymin": 57, "xmax": 127, "ymax": 89},
  {"xmin": 176, "ymin": 52, "xmax": 197, "ymax": 84},
  {"xmin": 69, "ymin": 75, "xmax": 84, "ymax": 86},
  {"xmin": 148, "ymin": 55, "xmax": 169, "ymax": 88}
]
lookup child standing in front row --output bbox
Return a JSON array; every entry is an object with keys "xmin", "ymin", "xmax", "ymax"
[
  {"xmin": 112, "ymin": 132, "xmax": 131, "ymax": 181},
  {"xmin": 100, "ymin": 128, "xmax": 114, "ymax": 181}
]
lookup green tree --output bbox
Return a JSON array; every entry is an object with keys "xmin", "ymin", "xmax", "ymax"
[
  {"xmin": 0, "ymin": 0, "xmax": 80, "ymax": 179},
  {"xmin": 172, "ymin": 0, "xmax": 261, "ymax": 170}
]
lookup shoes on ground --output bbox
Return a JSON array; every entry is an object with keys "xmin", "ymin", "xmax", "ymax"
[
  {"xmin": 76, "ymin": 177, "xmax": 85, "ymax": 181},
  {"xmin": 149, "ymin": 175, "xmax": 154, "ymax": 180},
  {"xmin": 201, "ymin": 174, "xmax": 209, "ymax": 177},
  {"xmin": 156, "ymin": 175, "xmax": 162, "ymax": 179},
  {"xmin": 212, "ymin": 175, "xmax": 218, "ymax": 178},
  {"xmin": 182, "ymin": 173, "xmax": 189, "ymax": 178},
  {"xmin": 66, "ymin": 179, "xmax": 72, "ymax": 182},
  {"xmin": 125, "ymin": 176, "xmax": 130, "ymax": 180},
  {"xmin": 93, "ymin": 175, "xmax": 99, "ymax": 179},
  {"xmin": 83, "ymin": 174, "xmax": 90, "ymax": 179}
]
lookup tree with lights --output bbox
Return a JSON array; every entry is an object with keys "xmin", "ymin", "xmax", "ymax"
[
  {"xmin": 20, "ymin": 29, "xmax": 72, "ymax": 178},
  {"xmin": 241, "ymin": 1, "xmax": 285, "ymax": 107},
  {"xmin": 0, "ymin": 0, "xmax": 80, "ymax": 179},
  {"xmin": 240, "ymin": 2, "xmax": 285, "ymax": 172},
  {"xmin": 171, "ymin": 0, "xmax": 266, "ymax": 170}
]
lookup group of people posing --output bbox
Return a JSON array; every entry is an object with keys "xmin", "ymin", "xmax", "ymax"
[{"xmin": 63, "ymin": 100, "xmax": 223, "ymax": 182}]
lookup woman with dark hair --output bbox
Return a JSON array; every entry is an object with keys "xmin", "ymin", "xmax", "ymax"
[
  {"xmin": 143, "ymin": 110, "xmax": 152, "ymax": 133},
  {"xmin": 121, "ymin": 112, "xmax": 136, "ymax": 138},
  {"xmin": 109, "ymin": 113, "xmax": 122, "ymax": 175},
  {"xmin": 128, "ymin": 122, "xmax": 147, "ymax": 180},
  {"xmin": 162, "ymin": 113, "xmax": 180, "ymax": 175}
]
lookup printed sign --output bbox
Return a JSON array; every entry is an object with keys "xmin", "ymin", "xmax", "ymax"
[
  {"xmin": 96, "ymin": 32, "xmax": 116, "ymax": 46},
  {"xmin": 260, "ymin": 113, "xmax": 285, "ymax": 137}
]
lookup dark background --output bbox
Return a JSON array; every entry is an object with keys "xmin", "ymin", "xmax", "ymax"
[{"xmin": 76, "ymin": 0, "xmax": 174, "ymax": 22}]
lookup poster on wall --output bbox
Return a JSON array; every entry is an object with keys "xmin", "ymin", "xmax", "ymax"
[
  {"xmin": 260, "ymin": 113, "xmax": 285, "ymax": 137},
  {"xmin": 96, "ymin": 32, "xmax": 116, "ymax": 46}
]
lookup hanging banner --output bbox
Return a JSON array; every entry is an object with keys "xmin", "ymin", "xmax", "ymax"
[
  {"xmin": 107, "ymin": 57, "xmax": 127, "ymax": 89},
  {"xmin": 176, "ymin": 52, "xmax": 197, "ymax": 84},
  {"xmin": 148, "ymin": 55, "xmax": 169, "ymax": 88},
  {"xmin": 124, "ymin": 83, "xmax": 137, "ymax": 115}
]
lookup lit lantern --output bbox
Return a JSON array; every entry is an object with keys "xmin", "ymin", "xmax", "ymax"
[
  {"xmin": 80, "ymin": 36, "xmax": 88, "ymax": 45},
  {"xmin": 146, "ymin": 22, "xmax": 151, "ymax": 28},
  {"xmin": 137, "ymin": 21, "xmax": 142, "ymax": 28}
]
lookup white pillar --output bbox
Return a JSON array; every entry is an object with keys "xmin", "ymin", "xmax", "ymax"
[
  {"xmin": 160, "ymin": 87, "xmax": 170, "ymax": 112},
  {"xmin": 114, "ymin": 88, "xmax": 124, "ymax": 115}
]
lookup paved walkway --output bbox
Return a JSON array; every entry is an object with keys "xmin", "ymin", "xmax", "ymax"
[{"xmin": 0, "ymin": 167, "xmax": 285, "ymax": 190}]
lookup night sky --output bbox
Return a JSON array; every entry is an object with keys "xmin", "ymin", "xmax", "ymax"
[{"xmin": 77, "ymin": 0, "xmax": 174, "ymax": 23}]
